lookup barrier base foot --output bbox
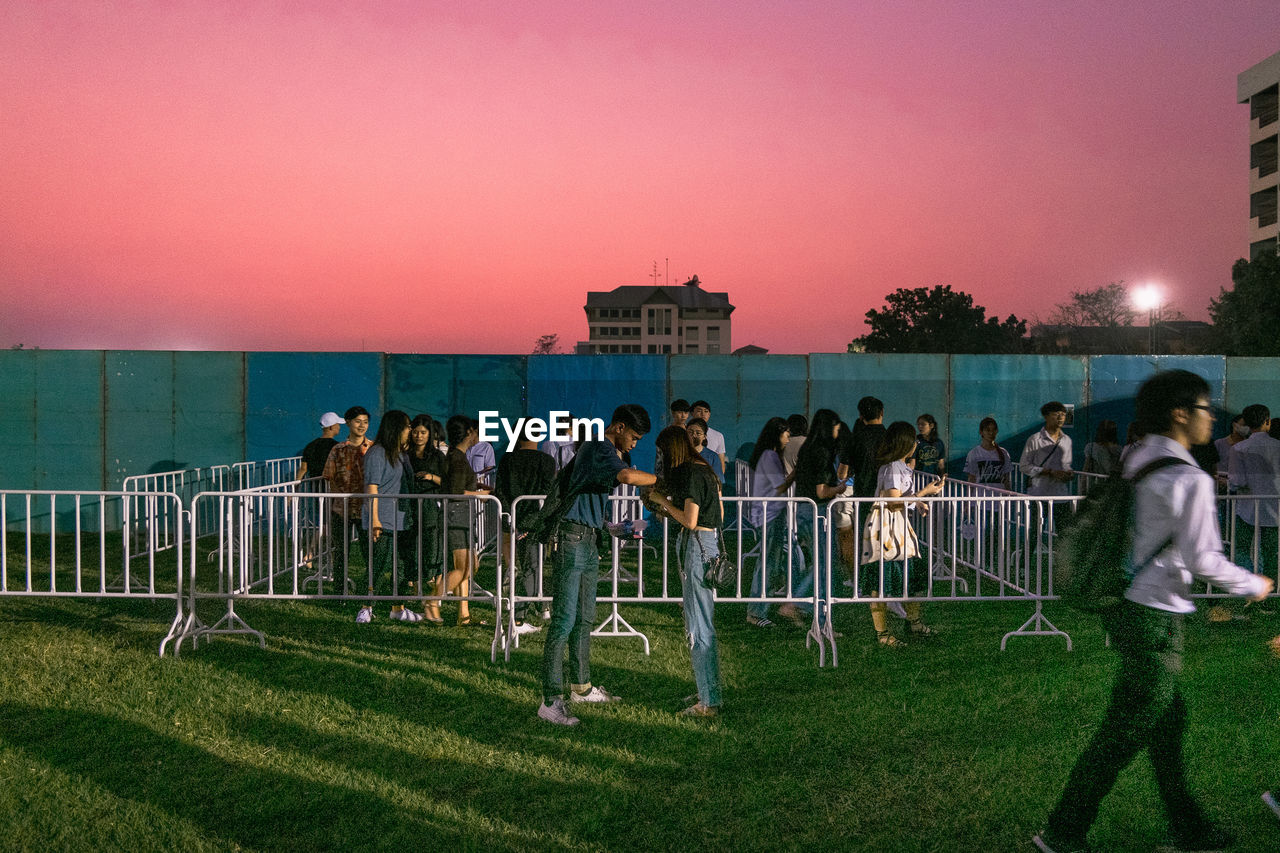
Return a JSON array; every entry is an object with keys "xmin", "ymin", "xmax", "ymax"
[
  {"xmin": 592, "ymin": 604, "xmax": 650, "ymax": 655},
  {"xmin": 1000, "ymin": 601, "xmax": 1071, "ymax": 651},
  {"xmin": 195, "ymin": 603, "xmax": 266, "ymax": 649}
]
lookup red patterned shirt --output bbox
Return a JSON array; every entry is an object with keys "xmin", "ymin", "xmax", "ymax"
[{"xmin": 322, "ymin": 439, "xmax": 372, "ymax": 516}]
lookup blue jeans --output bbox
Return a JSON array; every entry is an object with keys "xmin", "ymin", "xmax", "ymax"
[
  {"xmin": 678, "ymin": 529, "xmax": 722, "ymax": 708},
  {"xmin": 747, "ymin": 515, "xmax": 807, "ymax": 620},
  {"xmin": 541, "ymin": 524, "xmax": 599, "ymax": 702}
]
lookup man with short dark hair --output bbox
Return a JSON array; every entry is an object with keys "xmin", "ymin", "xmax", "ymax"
[
  {"xmin": 1228, "ymin": 403, "xmax": 1280, "ymax": 573},
  {"xmin": 669, "ymin": 399, "xmax": 691, "ymax": 427},
  {"xmin": 1034, "ymin": 370, "xmax": 1273, "ymax": 853},
  {"xmin": 1021, "ymin": 401, "xmax": 1073, "ymax": 497},
  {"xmin": 538, "ymin": 404, "xmax": 658, "ymax": 727},
  {"xmin": 322, "ymin": 406, "xmax": 373, "ymax": 574}
]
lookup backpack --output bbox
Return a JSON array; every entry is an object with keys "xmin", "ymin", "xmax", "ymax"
[
  {"xmin": 515, "ymin": 455, "xmax": 584, "ymax": 545},
  {"xmin": 1053, "ymin": 455, "xmax": 1188, "ymax": 613}
]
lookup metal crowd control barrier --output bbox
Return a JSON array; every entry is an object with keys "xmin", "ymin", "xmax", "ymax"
[
  {"xmin": 231, "ymin": 456, "xmax": 301, "ymax": 490},
  {"xmin": 123, "ymin": 466, "xmax": 231, "ymax": 561},
  {"xmin": 0, "ymin": 489, "xmax": 188, "ymax": 657},
  {"xmin": 170, "ymin": 491, "xmax": 505, "ymax": 656},
  {"xmin": 823, "ymin": 471, "xmax": 1075, "ymax": 667},
  {"xmin": 502, "ymin": 493, "xmax": 827, "ymax": 664}
]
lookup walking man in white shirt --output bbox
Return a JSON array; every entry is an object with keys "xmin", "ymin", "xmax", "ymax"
[
  {"xmin": 1034, "ymin": 370, "xmax": 1274, "ymax": 853},
  {"xmin": 1227, "ymin": 403, "xmax": 1280, "ymax": 574}
]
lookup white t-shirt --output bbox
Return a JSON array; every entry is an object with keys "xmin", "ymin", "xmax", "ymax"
[
  {"xmin": 705, "ymin": 426, "xmax": 726, "ymax": 457},
  {"xmin": 876, "ymin": 460, "xmax": 914, "ymax": 497},
  {"xmin": 964, "ymin": 445, "xmax": 1012, "ymax": 487},
  {"xmin": 1228, "ymin": 431, "xmax": 1280, "ymax": 526},
  {"xmin": 1020, "ymin": 429, "xmax": 1073, "ymax": 497}
]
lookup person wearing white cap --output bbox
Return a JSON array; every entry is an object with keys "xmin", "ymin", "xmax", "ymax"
[{"xmin": 298, "ymin": 412, "xmax": 344, "ymax": 484}]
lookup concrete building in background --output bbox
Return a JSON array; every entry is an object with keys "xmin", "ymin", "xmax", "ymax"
[
  {"xmin": 1240, "ymin": 50, "xmax": 1280, "ymax": 259},
  {"xmin": 577, "ymin": 275, "xmax": 734, "ymax": 354}
]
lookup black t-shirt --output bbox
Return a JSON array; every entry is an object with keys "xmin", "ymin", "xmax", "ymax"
[
  {"xmin": 794, "ymin": 442, "xmax": 837, "ymax": 504},
  {"xmin": 842, "ymin": 422, "xmax": 886, "ymax": 498},
  {"xmin": 407, "ymin": 448, "xmax": 447, "ymax": 493},
  {"xmin": 669, "ymin": 460, "xmax": 723, "ymax": 529},
  {"xmin": 495, "ymin": 448, "xmax": 556, "ymax": 510},
  {"xmin": 301, "ymin": 437, "xmax": 337, "ymax": 481},
  {"xmin": 444, "ymin": 448, "xmax": 480, "ymax": 495}
]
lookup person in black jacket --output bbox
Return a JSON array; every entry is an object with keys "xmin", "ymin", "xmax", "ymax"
[{"xmin": 496, "ymin": 426, "xmax": 556, "ymax": 635}]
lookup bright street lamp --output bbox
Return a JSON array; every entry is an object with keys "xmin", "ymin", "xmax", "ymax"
[{"xmin": 1132, "ymin": 284, "xmax": 1162, "ymax": 354}]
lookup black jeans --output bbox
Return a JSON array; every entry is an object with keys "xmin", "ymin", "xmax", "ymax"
[{"xmin": 1046, "ymin": 600, "xmax": 1211, "ymax": 842}]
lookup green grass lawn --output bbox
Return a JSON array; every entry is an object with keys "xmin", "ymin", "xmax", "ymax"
[{"xmin": 2, "ymin": 592, "xmax": 1279, "ymax": 852}]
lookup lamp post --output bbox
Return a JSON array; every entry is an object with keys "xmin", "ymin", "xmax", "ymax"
[{"xmin": 1133, "ymin": 284, "xmax": 1161, "ymax": 354}]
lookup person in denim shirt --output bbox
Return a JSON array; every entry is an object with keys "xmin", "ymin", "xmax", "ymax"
[{"xmin": 537, "ymin": 404, "xmax": 658, "ymax": 727}]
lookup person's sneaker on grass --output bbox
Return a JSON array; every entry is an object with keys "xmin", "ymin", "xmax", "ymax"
[
  {"xmin": 355, "ymin": 606, "xmax": 373, "ymax": 624},
  {"xmin": 514, "ymin": 621, "xmax": 541, "ymax": 636},
  {"xmin": 677, "ymin": 702, "xmax": 719, "ymax": 718},
  {"xmin": 390, "ymin": 607, "xmax": 423, "ymax": 623},
  {"xmin": 568, "ymin": 684, "xmax": 621, "ymax": 703},
  {"xmin": 1263, "ymin": 790, "xmax": 1280, "ymax": 821},
  {"xmin": 536, "ymin": 697, "xmax": 579, "ymax": 726},
  {"xmin": 1032, "ymin": 831, "xmax": 1092, "ymax": 853}
]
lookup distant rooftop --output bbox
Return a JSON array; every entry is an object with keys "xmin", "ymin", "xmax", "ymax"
[{"xmin": 585, "ymin": 275, "xmax": 734, "ymax": 312}]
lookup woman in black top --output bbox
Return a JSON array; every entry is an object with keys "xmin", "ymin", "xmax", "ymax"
[
  {"xmin": 649, "ymin": 425, "xmax": 724, "ymax": 717},
  {"xmin": 407, "ymin": 414, "xmax": 448, "ymax": 620},
  {"xmin": 779, "ymin": 408, "xmax": 846, "ymax": 628},
  {"xmin": 440, "ymin": 415, "xmax": 490, "ymax": 626}
]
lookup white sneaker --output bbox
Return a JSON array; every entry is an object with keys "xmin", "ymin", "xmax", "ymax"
[
  {"xmin": 392, "ymin": 608, "xmax": 423, "ymax": 623},
  {"xmin": 541, "ymin": 607, "xmax": 552, "ymax": 620},
  {"xmin": 514, "ymin": 621, "xmax": 542, "ymax": 636},
  {"xmin": 569, "ymin": 685, "xmax": 621, "ymax": 703},
  {"xmin": 1264, "ymin": 791, "xmax": 1280, "ymax": 821},
  {"xmin": 537, "ymin": 697, "xmax": 580, "ymax": 726},
  {"xmin": 355, "ymin": 606, "xmax": 373, "ymax": 624}
]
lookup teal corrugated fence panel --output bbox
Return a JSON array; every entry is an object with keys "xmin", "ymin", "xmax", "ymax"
[
  {"xmin": 246, "ymin": 352, "xmax": 384, "ymax": 462},
  {"xmin": 526, "ymin": 355, "xmax": 667, "ymax": 473},
  {"xmin": 730, "ymin": 355, "xmax": 810, "ymax": 463},
  {"xmin": 106, "ymin": 351, "xmax": 177, "ymax": 487},
  {"xmin": 1087, "ymin": 356, "xmax": 1226, "ymax": 447},
  {"xmin": 0, "ymin": 350, "xmax": 39, "ymax": 491},
  {"xmin": 175, "ymin": 352, "xmax": 246, "ymax": 471},
  {"xmin": 1225, "ymin": 358, "xmax": 1280, "ymax": 420},
  {"xmin": 951, "ymin": 355, "xmax": 1087, "ymax": 475},
  {"xmin": 38, "ymin": 351, "xmax": 105, "ymax": 493}
]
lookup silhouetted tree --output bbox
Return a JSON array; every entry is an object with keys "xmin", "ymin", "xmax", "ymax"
[
  {"xmin": 532, "ymin": 333, "xmax": 562, "ymax": 355},
  {"xmin": 1049, "ymin": 282, "xmax": 1137, "ymax": 327},
  {"xmin": 850, "ymin": 285, "xmax": 1027, "ymax": 353},
  {"xmin": 1209, "ymin": 250, "xmax": 1280, "ymax": 355}
]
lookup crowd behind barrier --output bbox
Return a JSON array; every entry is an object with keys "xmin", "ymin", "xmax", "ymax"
[{"xmin": 3, "ymin": 464, "xmax": 1279, "ymax": 664}]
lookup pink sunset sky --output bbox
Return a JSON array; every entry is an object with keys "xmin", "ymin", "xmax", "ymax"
[{"xmin": 2, "ymin": 1, "xmax": 1275, "ymax": 354}]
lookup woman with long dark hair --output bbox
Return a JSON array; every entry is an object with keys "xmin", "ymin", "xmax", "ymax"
[
  {"xmin": 745, "ymin": 417, "xmax": 801, "ymax": 628},
  {"xmin": 777, "ymin": 408, "xmax": 846, "ymax": 628},
  {"xmin": 359, "ymin": 409, "xmax": 421, "ymax": 624},
  {"xmin": 406, "ymin": 413, "xmax": 448, "ymax": 622},
  {"xmin": 649, "ymin": 425, "xmax": 724, "ymax": 717},
  {"xmin": 1083, "ymin": 419, "xmax": 1122, "ymax": 476},
  {"xmin": 441, "ymin": 415, "xmax": 491, "ymax": 626}
]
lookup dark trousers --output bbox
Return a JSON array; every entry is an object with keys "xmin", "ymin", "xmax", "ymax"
[
  {"xmin": 512, "ymin": 533, "xmax": 542, "ymax": 622},
  {"xmin": 1046, "ymin": 601, "xmax": 1212, "ymax": 842},
  {"xmin": 541, "ymin": 525, "xmax": 599, "ymax": 701}
]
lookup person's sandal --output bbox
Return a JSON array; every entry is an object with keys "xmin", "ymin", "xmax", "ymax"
[
  {"xmin": 907, "ymin": 620, "xmax": 935, "ymax": 636},
  {"xmin": 746, "ymin": 615, "xmax": 775, "ymax": 628},
  {"xmin": 877, "ymin": 630, "xmax": 905, "ymax": 648}
]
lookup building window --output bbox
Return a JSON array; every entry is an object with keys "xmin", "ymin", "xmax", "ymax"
[
  {"xmin": 662, "ymin": 344, "xmax": 671, "ymax": 353},
  {"xmin": 647, "ymin": 307, "xmax": 672, "ymax": 336},
  {"xmin": 1251, "ymin": 237, "xmax": 1279, "ymax": 260},
  {"xmin": 685, "ymin": 326, "xmax": 699, "ymax": 341},
  {"xmin": 706, "ymin": 344, "xmax": 719, "ymax": 354},
  {"xmin": 648, "ymin": 344, "xmax": 657, "ymax": 354},
  {"xmin": 707, "ymin": 326, "xmax": 720, "ymax": 341},
  {"xmin": 1252, "ymin": 186, "xmax": 1278, "ymax": 228},
  {"xmin": 1253, "ymin": 84, "xmax": 1279, "ymax": 129},
  {"xmin": 1252, "ymin": 135, "xmax": 1279, "ymax": 178},
  {"xmin": 686, "ymin": 344, "xmax": 699, "ymax": 353}
]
